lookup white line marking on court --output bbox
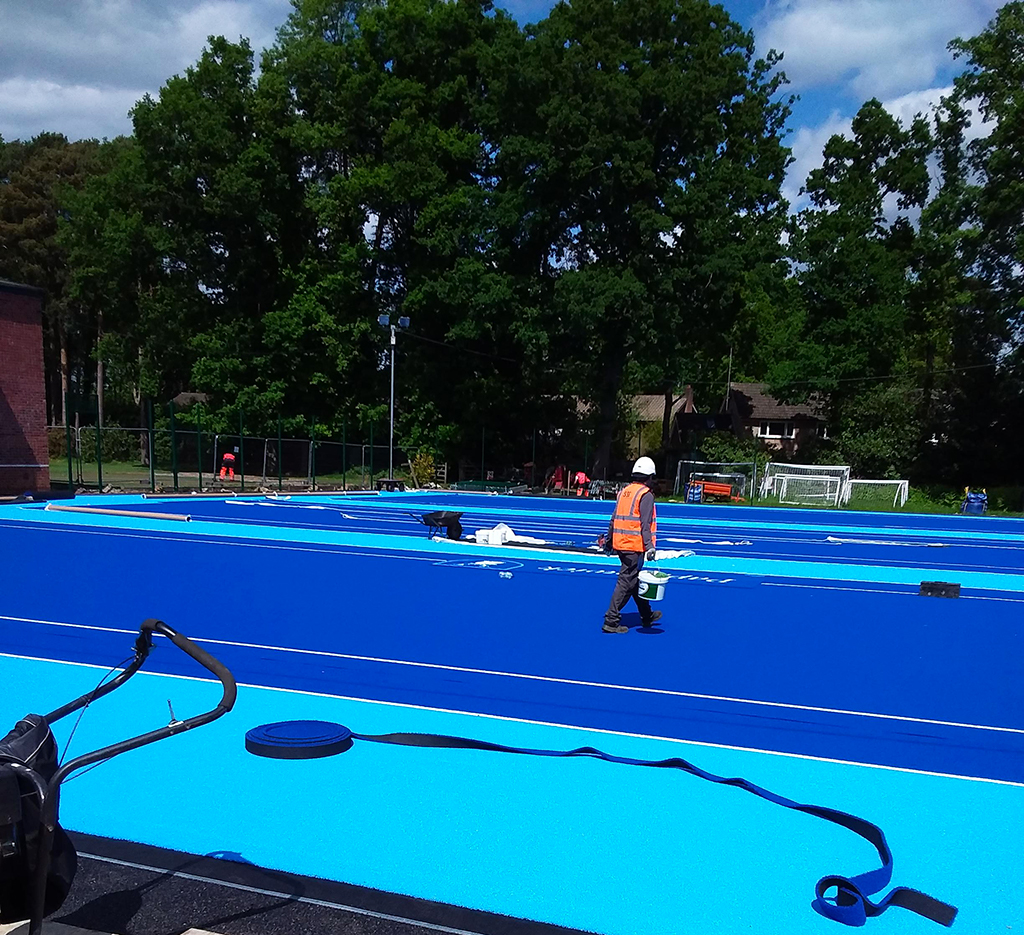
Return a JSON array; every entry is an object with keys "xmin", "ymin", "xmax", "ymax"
[
  {"xmin": 0, "ymin": 523, "xmax": 439, "ymax": 562},
  {"xmin": 12, "ymin": 650, "xmax": 1024, "ymax": 789},
  {"xmin": 76, "ymin": 853, "xmax": 492, "ymax": 935},
  {"xmin": 4, "ymin": 614, "xmax": 1024, "ymax": 739},
  {"xmin": 3, "ymin": 651, "xmax": 1021, "ymax": 788}
]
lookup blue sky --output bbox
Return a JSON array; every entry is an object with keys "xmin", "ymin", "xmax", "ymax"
[{"xmin": 0, "ymin": 0, "xmax": 1005, "ymax": 206}]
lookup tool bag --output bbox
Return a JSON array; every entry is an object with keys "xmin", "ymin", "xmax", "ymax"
[{"xmin": 0, "ymin": 714, "xmax": 77, "ymax": 922}]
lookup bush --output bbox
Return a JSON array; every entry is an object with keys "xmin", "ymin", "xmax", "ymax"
[{"xmin": 409, "ymin": 450, "xmax": 436, "ymax": 487}]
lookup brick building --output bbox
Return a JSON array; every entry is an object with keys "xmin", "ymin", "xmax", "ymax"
[
  {"xmin": 0, "ymin": 280, "xmax": 49, "ymax": 494},
  {"xmin": 725, "ymin": 382, "xmax": 825, "ymax": 457}
]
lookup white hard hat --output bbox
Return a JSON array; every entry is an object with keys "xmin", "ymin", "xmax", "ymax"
[{"xmin": 632, "ymin": 456, "xmax": 656, "ymax": 476}]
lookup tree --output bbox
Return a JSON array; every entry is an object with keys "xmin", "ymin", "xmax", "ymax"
[
  {"xmin": 487, "ymin": 0, "xmax": 792, "ymax": 476},
  {"xmin": 62, "ymin": 37, "xmax": 314, "ymax": 434},
  {"xmin": 0, "ymin": 132, "xmax": 101, "ymax": 422},
  {"xmin": 782, "ymin": 99, "xmax": 933, "ymax": 476},
  {"xmin": 946, "ymin": 2, "xmax": 1024, "ymax": 483},
  {"xmin": 269, "ymin": 0, "xmax": 538, "ymax": 457},
  {"xmin": 950, "ymin": 2, "xmax": 1024, "ymax": 329}
]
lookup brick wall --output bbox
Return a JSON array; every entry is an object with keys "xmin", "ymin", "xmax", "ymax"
[{"xmin": 0, "ymin": 281, "xmax": 50, "ymax": 494}]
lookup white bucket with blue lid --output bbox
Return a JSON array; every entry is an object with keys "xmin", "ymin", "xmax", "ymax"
[{"xmin": 638, "ymin": 570, "xmax": 669, "ymax": 601}]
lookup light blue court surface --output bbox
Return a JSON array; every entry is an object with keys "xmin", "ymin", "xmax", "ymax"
[
  {"xmin": 1, "ymin": 654, "xmax": 1020, "ymax": 934},
  {"xmin": 2, "ymin": 492, "xmax": 1024, "ymax": 931}
]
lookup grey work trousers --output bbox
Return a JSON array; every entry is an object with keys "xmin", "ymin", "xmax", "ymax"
[{"xmin": 603, "ymin": 550, "xmax": 653, "ymax": 625}]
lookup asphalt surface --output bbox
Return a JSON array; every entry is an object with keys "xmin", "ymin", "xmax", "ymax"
[{"xmin": 56, "ymin": 833, "xmax": 592, "ymax": 935}]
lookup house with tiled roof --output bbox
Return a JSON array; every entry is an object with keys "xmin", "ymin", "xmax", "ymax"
[{"xmin": 726, "ymin": 382, "xmax": 825, "ymax": 455}]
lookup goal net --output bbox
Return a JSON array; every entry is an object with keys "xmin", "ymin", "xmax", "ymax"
[
  {"xmin": 840, "ymin": 479, "xmax": 909, "ymax": 508},
  {"xmin": 776, "ymin": 474, "xmax": 842, "ymax": 506},
  {"xmin": 674, "ymin": 460, "xmax": 756, "ymax": 497},
  {"xmin": 760, "ymin": 462, "xmax": 850, "ymax": 498}
]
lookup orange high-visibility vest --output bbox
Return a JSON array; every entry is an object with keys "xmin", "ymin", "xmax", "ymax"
[{"xmin": 611, "ymin": 482, "xmax": 656, "ymax": 552}]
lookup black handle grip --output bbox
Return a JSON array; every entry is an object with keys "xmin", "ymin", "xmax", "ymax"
[{"xmin": 141, "ymin": 618, "xmax": 237, "ymax": 712}]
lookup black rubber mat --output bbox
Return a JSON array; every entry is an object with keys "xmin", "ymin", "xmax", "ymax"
[{"xmin": 53, "ymin": 832, "xmax": 595, "ymax": 935}]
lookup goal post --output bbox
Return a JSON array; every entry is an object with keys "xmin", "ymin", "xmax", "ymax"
[
  {"xmin": 776, "ymin": 473, "xmax": 842, "ymax": 506},
  {"xmin": 674, "ymin": 460, "xmax": 756, "ymax": 498},
  {"xmin": 760, "ymin": 462, "xmax": 850, "ymax": 498},
  {"xmin": 840, "ymin": 479, "xmax": 909, "ymax": 508}
]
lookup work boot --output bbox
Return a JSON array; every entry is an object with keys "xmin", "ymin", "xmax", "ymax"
[
  {"xmin": 602, "ymin": 623, "xmax": 629, "ymax": 634},
  {"xmin": 641, "ymin": 611, "xmax": 663, "ymax": 628}
]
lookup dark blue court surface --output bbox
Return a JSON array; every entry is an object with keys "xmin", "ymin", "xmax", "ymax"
[{"xmin": 1, "ymin": 492, "xmax": 1022, "ymax": 932}]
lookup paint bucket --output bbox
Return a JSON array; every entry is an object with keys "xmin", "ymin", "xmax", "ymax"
[{"xmin": 638, "ymin": 570, "xmax": 669, "ymax": 601}]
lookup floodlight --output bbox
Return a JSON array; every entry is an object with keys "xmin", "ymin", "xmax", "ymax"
[
  {"xmin": 398, "ymin": 316, "xmax": 410, "ymax": 329},
  {"xmin": 377, "ymin": 314, "xmax": 389, "ymax": 327}
]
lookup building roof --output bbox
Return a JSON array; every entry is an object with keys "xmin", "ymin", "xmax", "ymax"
[
  {"xmin": 631, "ymin": 394, "xmax": 687, "ymax": 423},
  {"xmin": 172, "ymin": 391, "xmax": 210, "ymax": 407},
  {"xmin": 0, "ymin": 279, "xmax": 45, "ymax": 298},
  {"xmin": 727, "ymin": 382, "xmax": 823, "ymax": 422}
]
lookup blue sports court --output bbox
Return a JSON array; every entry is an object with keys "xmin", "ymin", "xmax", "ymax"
[{"xmin": 1, "ymin": 491, "xmax": 1021, "ymax": 932}]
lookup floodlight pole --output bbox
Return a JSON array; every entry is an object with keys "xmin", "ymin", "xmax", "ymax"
[
  {"xmin": 389, "ymin": 323, "xmax": 396, "ymax": 480},
  {"xmin": 379, "ymin": 314, "xmax": 408, "ymax": 481}
]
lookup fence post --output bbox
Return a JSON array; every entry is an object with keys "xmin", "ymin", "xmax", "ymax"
[
  {"xmin": 147, "ymin": 399, "xmax": 155, "ymax": 492},
  {"xmin": 239, "ymin": 408, "xmax": 245, "ymax": 492},
  {"xmin": 310, "ymin": 417, "xmax": 317, "ymax": 490},
  {"xmin": 481, "ymin": 425, "xmax": 485, "ymax": 481},
  {"xmin": 65, "ymin": 391, "xmax": 73, "ymax": 488},
  {"xmin": 169, "ymin": 401, "xmax": 179, "ymax": 492},
  {"xmin": 197, "ymin": 408, "xmax": 203, "ymax": 491},
  {"xmin": 277, "ymin": 416, "xmax": 283, "ymax": 491},
  {"xmin": 531, "ymin": 428, "xmax": 536, "ymax": 488},
  {"xmin": 95, "ymin": 422, "xmax": 103, "ymax": 490},
  {"xmin": 369, "ymin": 421, "xmax": 374, "ymax": 486}
]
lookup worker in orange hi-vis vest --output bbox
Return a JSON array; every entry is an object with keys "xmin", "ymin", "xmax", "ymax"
[
  {"xmin": 219, "ymin": 448, "xmax": 237, "ymax": 480},
  {"xmin": 600, "ymin": 457, "xmax": 661, "ymax": 633}
]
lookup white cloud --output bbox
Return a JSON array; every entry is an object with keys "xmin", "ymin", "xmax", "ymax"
[
  {"xmin": 783, "ymin": 111, "xmax": 852, "ymax": 209},
  {"xmin": 784, "ymin": 85, "xmax": 987, "ymax": 214},
  {"xmin": 883, "ymin": 86, "xmax": 952, "ymax": 127},
  {"xmin": 758, "ymin": 0, "xmax": 1002, "ymax": 100},
  {"xmin": 0, "ymin": 78, "xmax": 146, "ymax": 142},
  {"xmin": 0, "ymin": 0, "xmax": 290, "ymax": 141}
]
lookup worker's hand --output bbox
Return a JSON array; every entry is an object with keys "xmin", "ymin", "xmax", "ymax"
[{"xmin": 645, "ymin": 549, "xmax": 656, "ymax": 561}]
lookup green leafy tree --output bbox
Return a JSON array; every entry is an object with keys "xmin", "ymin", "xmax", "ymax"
[
  {"xmin": 782, "ymin": 99, "xmax": 933, "ymax": 476},
  {"xmin": 131, "ymin": 36, "xmax": 312, "ymax": 430},
  {"xmin": 950, "ymin": 2, "xmax": 1024, "ymax": 325},
  {"xmin": 945, "ymin": 2, "xmax": 1024, "ymax": 484},
  {"xmin": 487, "ymin": 0, "xmax": 792, "ymax": 476},
  {"xmin": 0, "ymin": 132, "xmax": 101, "ymax": 421},
  {"xmin": 63, "ymin": 37, "xmax": 314, "ymax": 433},
  {"xmin": 269, "ymin": 0, "xmax": 537, "ymax": 458}
]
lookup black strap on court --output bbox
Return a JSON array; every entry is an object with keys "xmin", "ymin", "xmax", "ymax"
[{"xmin": 351, "ymin": 730, "xmax": 957, "ymax": 928}]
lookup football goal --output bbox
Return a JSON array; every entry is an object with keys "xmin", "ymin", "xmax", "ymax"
[
  {"xmin": 776, "ymin": 473, "xmax": 843, "ymax": 507},
  {"xmin": 760, "ymin": 462, "xmax": 850, "ymax": 499},
  {"xmin": 840, "ymin": 479, "xmax": 910, "ymax": 508},
  {"xmin": 674, "ymin": 460, "xmax": 756, "ymax": 498}
]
